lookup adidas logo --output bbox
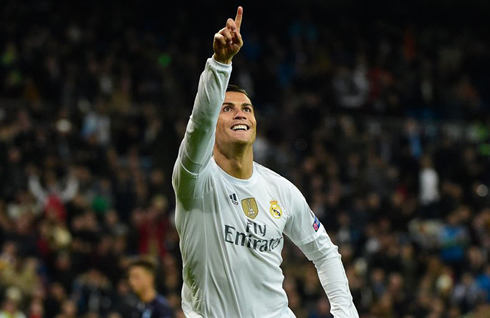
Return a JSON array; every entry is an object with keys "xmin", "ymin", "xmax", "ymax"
[{"xmin": 229, "ymin": 193, "xmax": 238, "ymax": 205}]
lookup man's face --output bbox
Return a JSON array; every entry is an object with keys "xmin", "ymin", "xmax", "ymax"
[
  {"xmin": 215, "ymin": 91, "xmax": 256, "ymax": 148},
  {"xmin": 128, "ymin": 267, "xmax": 153, "ymax": 295}
]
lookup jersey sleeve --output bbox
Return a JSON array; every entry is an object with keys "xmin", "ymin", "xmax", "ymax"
[
  {"xmin": 283, "ymin": 186, "xmax": 323, "ymax": 246},
  {"xmin": 172, "ymin": 57, "xmax": 232, "ymax": 198},
  {"xmin": 284, "ymin": 186, "xmax": 359, "ymax": 318}
]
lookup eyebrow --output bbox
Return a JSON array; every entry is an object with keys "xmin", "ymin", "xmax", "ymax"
[{"xmin": 222, "ymin": 102, "xmax": 254, "ymax": 108}]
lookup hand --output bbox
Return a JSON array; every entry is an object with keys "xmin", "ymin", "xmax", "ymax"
[{"xmin": 213, "ymin": 6, "xmax": 243, "ymax": 64}]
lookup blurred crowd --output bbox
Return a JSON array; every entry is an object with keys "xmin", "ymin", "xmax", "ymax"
[{"xmin": 0, "ymin": 0, "xmax": 489, "ymax": 317}]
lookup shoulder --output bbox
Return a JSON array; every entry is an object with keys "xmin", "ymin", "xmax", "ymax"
[
  {"xmin": 254, "ymin": 162, "xmax": 289, "ymax": 182},
  {"xmin": 253, "ymin": 162, "xmax": 301, "ymax": 195},
  {"xmin": 151, "ymin": 295, "xmax": 173, "ymax": 317},
  {"xmin": 154, "ymin": 294, "xmax": 171, "ymax": 307}
]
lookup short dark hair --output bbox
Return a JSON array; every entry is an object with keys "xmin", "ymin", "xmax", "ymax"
[
  {"xmin": 226, "ymin": 84, "xmax": 250, "ymax": 98},
  {"xmin": 128, "ymin": 257, "xmax": 157, "ymax": 276}
]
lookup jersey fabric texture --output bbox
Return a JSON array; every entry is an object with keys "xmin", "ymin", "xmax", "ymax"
[{"xmin": 173, "ymin": 58, "xmax": 359, "ymax": 318}]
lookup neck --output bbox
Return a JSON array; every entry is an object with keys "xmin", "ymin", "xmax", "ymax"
[
  {"xmin": 213, "ymin": 144, "xmax": 254, "ymax": 179},
  {"xmin": 139, "ymin": 288, "xmax": 157, "ymax": 303}
]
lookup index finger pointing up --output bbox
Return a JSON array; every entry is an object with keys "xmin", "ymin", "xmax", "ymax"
[{"xmin": 235, "ymin": 6, "xmax": 243, "ymax": 32}]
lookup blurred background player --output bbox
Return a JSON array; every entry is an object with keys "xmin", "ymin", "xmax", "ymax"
[{"xmin": 127, "ymin": 258, "xmax": 173, "ymax": 318}]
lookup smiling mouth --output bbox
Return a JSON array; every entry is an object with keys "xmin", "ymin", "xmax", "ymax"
[{"xmin": 231, "ymin": 124, "xmax": 250, "ymax": 131}]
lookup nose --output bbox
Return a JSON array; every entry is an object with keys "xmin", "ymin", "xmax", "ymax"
[{"xmin": 233, "ymin": 109, "xmax": 246, "ymax": 120}]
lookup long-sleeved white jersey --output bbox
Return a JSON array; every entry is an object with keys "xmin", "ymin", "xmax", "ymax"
[{"xmin": 172, "ymin": 57, "xmax": 359, "ymax": 318}]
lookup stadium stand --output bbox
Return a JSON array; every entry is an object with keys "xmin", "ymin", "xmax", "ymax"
[{"xmin": 0, "ymin": 0, "xmax": 489, "ymax": 317}]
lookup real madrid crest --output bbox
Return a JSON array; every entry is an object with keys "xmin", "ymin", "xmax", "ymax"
[
  {"xmin": 241, "ymin": 198, "xmax": 259, "ymax": 219},
  {"xmin": 269, "ymin": 200, "xmax": 282, "ymax": 219}
]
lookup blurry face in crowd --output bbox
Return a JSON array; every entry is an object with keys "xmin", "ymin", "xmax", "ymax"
[
  {"xmin": 128, "ymin": 266, "xmax": 154, "ymax": 296},
  {"xmin": 61, "ymin": 300, "xmax": 77, "ymax": 317},
  {"xmin": 215, "ymin": 91, "xmax": 256, "ymax": 150},
  {"xmin": 3, "ymin": 299, "xmax": 18, "ymax": 313},
  {"xmin": 45, "ymin": 170, "xmax": 58, "ymax": 189}
]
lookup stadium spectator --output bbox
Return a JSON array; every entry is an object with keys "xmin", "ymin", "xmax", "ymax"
[{"xmin": 127, "ymin": 258, "xmax": 173, "ymax": 318}]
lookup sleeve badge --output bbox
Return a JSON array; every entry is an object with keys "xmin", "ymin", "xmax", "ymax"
[{"xmin": 313, "ymin": 216, "xmax": 321, "ymax": 232}]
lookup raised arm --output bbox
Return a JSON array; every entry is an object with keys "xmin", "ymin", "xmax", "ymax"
[
  {"xmin": 173, "ymin": 7, "xmax": 244, "ymax": 196},
  {"xmin": 28, "ymin": 174, "xmax": 48, "ymax": 204}
]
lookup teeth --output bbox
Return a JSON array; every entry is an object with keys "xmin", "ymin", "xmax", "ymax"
[{"xmin": 232, "ymin": 124, "xmax": 248, "ymax": 131}]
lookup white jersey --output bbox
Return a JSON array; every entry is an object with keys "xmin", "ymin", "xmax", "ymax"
[{"xmin": 173, "ymin": 58, "xmax": 359, "ymax": 318}]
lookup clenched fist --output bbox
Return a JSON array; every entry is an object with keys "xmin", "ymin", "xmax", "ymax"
[{"xmin": 213, "ymin": 6, "xmax": 243, "ymax": 65}]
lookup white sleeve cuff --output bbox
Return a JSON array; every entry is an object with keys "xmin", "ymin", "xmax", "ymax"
[{"xmin": 209, "ymin": 56, "xmax": 232, "ymax": 71}]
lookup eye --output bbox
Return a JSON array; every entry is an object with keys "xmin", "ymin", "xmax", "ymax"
[
  {"xmin": 223, "ymin": 106, "xmax": 232, "ymax": 112},
  {"xmin": 243, "ymin": 106, "xmax": 252, "ymax": 113}
]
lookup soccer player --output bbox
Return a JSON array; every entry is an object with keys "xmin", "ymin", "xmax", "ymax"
[
  {"xmin": 127, "ymin": 258, "xmax": 173, "ymax": 318},
  {"xmin": 172, "ymin": 6, "xmax": 359, "ymax": 318}
]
